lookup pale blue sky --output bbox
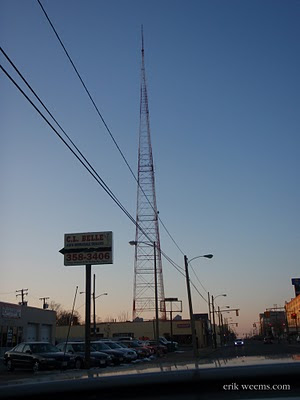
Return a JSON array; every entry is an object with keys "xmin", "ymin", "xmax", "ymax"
[{"xmin": 1, "ymin": 0, "xmax": 299, "ymax": 335}]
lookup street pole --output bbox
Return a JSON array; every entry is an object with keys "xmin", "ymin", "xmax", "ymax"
[
  {"xmin": 218, "ymin": 306, "xmax": 222, "ymax": 346},
  {"xmin": 93, "ymin": 274, "xmax": 96, "ymax": 338},
  {"xmin": 184, "ymin": 255, "xmax": 197, "ymax": 358},
  {"xmin": 85, "ymin": 264, "xmax": 91, "ymax": 369},
  {"xmin": 154, "ymin": 242, "xmax": 160, "ymax": 347},
  {"xmin": 208, "ymin": 292, "xmax": 212, "ymax": 346},
  {"xmin": 220, "ymin": 312, "xmax": 224, "ymax": 345},
  {"xmin": 170, "ymin": 302, "xmax": 173, "ymax": 346},
  {"xmin": 212, "ymin": 295, "xmax": 217, "ymax": 348}
]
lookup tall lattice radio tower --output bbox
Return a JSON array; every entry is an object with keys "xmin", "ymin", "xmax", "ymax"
[{"xmin": 132, "ymin": 28, "xmax": 166, "ymax": 321}]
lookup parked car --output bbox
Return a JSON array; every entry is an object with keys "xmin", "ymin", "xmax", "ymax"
[
  {"xmin": 91, "ymin": 341, "xmax": 124, "ymax": 365},
  {"xmin": 56, "ymin": 341, "xmax": 111, "ymax": 369},
  {"xmin": 140, "ymin": 340, "xmax": 168, "ymax": 355},
  {"xmin": 159, "ymin": 336, "xmax": 178, "ymax": 351},
  {"xmin": 118, "ymin": 340, "xmax": 152, "ymax": 358},
  {"xmin": 4, "ymin": 342, "xmax": 73, "ymax": 372},
  {"xmin": 101, "ymin": 340, "xmax": 138, "ymax": 362},
  {"xmin": 234, "ymin": 338, "xmax": 244, "ymax": 346}
]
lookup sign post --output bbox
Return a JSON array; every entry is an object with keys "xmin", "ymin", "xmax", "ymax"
[{"xmin": 59, "ymin": 231, "xmax": 113, "ymax": 369}]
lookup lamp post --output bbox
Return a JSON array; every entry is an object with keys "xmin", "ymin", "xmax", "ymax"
[
  {"xmin": 211, "ymin": 293, "xmax": 227, "ymax": 348},
  {"xmin": 80, "ymin": 289, "xmax": 108, "ymax": 338},
  {"xmin": 129, "ymin": 240, "xmax": 160, "ymax": 346},
  {"xmin": 184, "ymin": 253, "xmax": 213, "ymax": 358}
]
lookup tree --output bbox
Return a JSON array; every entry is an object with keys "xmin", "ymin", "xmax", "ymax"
[
  {"xmin": 117, "ymin": 311, "xmax": 129, "ymax": 322},
  {"xmin": 49, "ymin": 301, "xmax": 81, "ymax": 326}
]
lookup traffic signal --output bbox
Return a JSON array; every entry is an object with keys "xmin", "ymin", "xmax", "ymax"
[{"xmin": 291, "ymin": 313, "xmax": 297, "ymax": 319}]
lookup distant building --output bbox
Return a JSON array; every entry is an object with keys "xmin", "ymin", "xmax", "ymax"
[
  {"xmin": 0, "ymin": 301, "xmax": 56, "ymax": 353},
  {"xmin": 259, "ymin": 310, "xmax": 286, "ymax": 338},
  {"xmin": 285, "ymin": 294, "xmax": 300, "ymax": 337},
  {"xmin": 55, "ymin": 318, "xmax": 209, "ymax": 347}
]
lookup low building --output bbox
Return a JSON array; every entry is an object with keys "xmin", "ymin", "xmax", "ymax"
[
  {"xmin": 285, "ymin": 295, "xmax": 300, "ymax": 337},
  {"xmin": 259, "ymin": 310, "xmax": 286, "ymax": 338},
  {"xmin": 56, "ymin": 318, "xmax": 208, "ymax": 348},
  {"xmin": 0, "ymin": 301, "xmax": 56, "ymax": 353}
]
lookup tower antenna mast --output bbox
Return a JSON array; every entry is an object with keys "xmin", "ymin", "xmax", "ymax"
[{"xmin": 132, "ymin": 26, "xmax": 166, "ymax": 321}]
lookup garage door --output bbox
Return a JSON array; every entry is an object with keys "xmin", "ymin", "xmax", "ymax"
[
  {"xmin": 41, "ymin": 324, "xmax": 51, "ymax": 342},
  {"xmin": 26, "ymin": 323, "xmax": 38, "ymax": 341}
]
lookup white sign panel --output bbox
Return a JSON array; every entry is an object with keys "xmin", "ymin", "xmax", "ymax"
[
  {"xmin": 1, "ymin": 305, "xmax": 21, "ymax": 319},
  {"xmin": 63, "ymin": 231, "xmax": 113, "ymax": 266}
]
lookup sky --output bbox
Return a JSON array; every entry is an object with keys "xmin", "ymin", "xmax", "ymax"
[{"xmin": 1, "ymin": 0, "xmax": 299, "ymax": 337}]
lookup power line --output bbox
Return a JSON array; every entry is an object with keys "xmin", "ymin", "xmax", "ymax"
[
  {"xmin": 189, "ymin": 262, "xmax": 208, "ymax": 293},
  {"xmin": 0, "ymin": 50, "xmax": 209, "ymax": 309},
  {"xmin": 0, "ymin": 57, "xmax": 148, "ymax": 240},
  {"xmin": 36, "ymin": 0, "xmax": 185, "ymax": 258}
]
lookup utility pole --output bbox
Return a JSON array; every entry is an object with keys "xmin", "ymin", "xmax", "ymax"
[
  {"xmin": 85, "ymin": 264, "xmax": 91, "ymax": 369},
  {"xmin": 208, "ymin": 292, "xmax": 212, "ymax": 346},
  {"xmin": 16, "ymin": 289, "xmax": 28, "ymax": 305},
  {"xmin": 153, "ymin": 242, "xmax": 160, "ymax": 346},
  {"xmin": 93, "ymin": 274, "xmax": 96, "ymax": 338},
  {"xmin": 39, "ymin": 297, "xmax": 49, "ymax": 309},
  {"xmin": 212, "ymin": 295, "xmax": 217, "ymax": 348},
  {"xmin": 184, "ymin": 255, "xmax": 197, "ymax": 358}
]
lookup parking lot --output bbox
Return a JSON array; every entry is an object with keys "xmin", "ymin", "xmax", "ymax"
[{"xmin": 0, "ymin": 346, "xmax": 216, "ymax": 385}]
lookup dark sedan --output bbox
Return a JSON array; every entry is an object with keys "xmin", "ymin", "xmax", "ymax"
[
  {"xmin": 91, "ymin": 341, "xmax": 124, "ymax": 365},
  {"xmin": 56, "ymin": 341, "xmax": 111, "ymax": 368},
  {"xmin": 101, "ymin": 340, "xmax": 138, "ymax": 362},
  {"xmin": 4, "ymin": 342, "xmax": 73, "ymax": 372}
]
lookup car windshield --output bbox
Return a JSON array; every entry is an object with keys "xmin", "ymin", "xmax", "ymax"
[
  {"xmin": 104, "ymin": 342, "xmax": 121, "ymax": 349},
  {"xmin": 117, "ymin": 343, "xmax": 128, "ymax": 348},
  {"xmin": 1, "ymin": 0, "xmax": 299, "ymax": 398},
  {"xmin": 30, "ymin": 343, "xmax": 59, "ymax": 354},
  {"xmin": 91, "ymin": 343, "xmax": 111, "ymax": 351},
  {"xmin": 71, "ymin": 343, "xmax": 85, "ymax": 352}
]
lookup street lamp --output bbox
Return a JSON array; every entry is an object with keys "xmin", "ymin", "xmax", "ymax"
[
  {"xmin": 211, "ymin": 293, "xmax": 227, "ymax": 348},
  {"xmin": 184, "ymin": 253, "xmax": 213, "ymax": 358},
  {"xmin": 80, "ymin": 290, "xmax": 108, "ymax": 337},
  {"xmin": 129, "ymin": 240, "xmax": 160, "ymax": 346}
]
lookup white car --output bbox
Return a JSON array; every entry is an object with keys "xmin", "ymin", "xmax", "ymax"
[{"xmin": 234, "ymin": 339, "xmax": 244, "ymax": 346}]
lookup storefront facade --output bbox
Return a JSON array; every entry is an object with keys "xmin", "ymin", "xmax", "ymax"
[{"xmin": 0, "ymin": 302, "xmax": 56, "ymax": 354}]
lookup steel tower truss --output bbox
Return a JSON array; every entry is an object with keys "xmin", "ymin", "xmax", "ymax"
[{"xmin": 133, "ymin": 30, "xmax": 166, "ymax": 321}]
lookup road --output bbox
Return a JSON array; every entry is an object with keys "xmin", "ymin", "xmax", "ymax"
[{"xmin": 205, "ymin": 339, "xmax": 300, "ymax": 359}]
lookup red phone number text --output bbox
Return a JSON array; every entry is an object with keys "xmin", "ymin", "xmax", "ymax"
[{"xmin": 65, "ymin": 252, "xmax": 111, "ymax": 262}]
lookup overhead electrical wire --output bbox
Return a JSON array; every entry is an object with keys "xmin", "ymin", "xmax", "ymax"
[
  {"xmin": 36, "ymin": 0, "xmax": 185, "ymax": 258},
  {"xmin": 0, "ymin": 45, "xmax": 209, "ymax": 306},
  {"xmin": 0, "ymin": 60, "xmax": 145, "ymax": 239},
  {"xmin": 189, "ymin": 263, "xmax": 208, "ymax": 294},
  {"xmin": 0, "ymin": 51, "xmax": 190, "ymax": 290},
  {"xmin": 36, "ymin": 0, "xmax": 212, "ymax": 302}
]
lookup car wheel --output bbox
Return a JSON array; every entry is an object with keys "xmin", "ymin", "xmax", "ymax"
[
  {"xmin": 32, "ymin": 361, "xmax": 40, "ymax": 373},
  {"xmin": 75, "ymin": 358, "xmax": 83, "ymax": 369},
  {"xmin": 7, "ymin": 359, "xmax": 14, "ymax": 372}
]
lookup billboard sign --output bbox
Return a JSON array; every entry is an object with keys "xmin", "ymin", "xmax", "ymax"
[
  {"xmin": 60, "ymin": 231, "xmax": 113, "ymax": 266},
  {"xmin": 291, "ymin": 278, "xmax": 300, "ymax": 297}
]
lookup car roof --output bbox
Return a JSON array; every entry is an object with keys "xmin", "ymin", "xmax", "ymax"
[{"xmin": 20, "ymin": 341, "xmax": 52, "ymax": 344}]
